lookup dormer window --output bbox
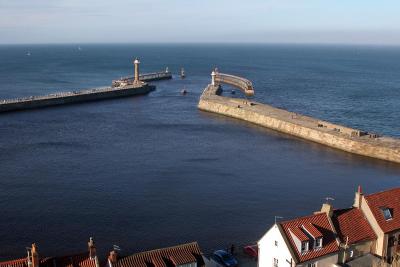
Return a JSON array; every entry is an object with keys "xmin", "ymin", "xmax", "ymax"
[
  {"xmin": 380, "ymin": 207, "xmax": 393, "ymax": 221},
  {"xmin": 301, "ymin": 241, "xmax": 309, "ymax": 253},
  {"xmin": 315, "ymin": 237, "xmax": 323, "ymax": 248}
]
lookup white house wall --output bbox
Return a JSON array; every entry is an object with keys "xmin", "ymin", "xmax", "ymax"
[
  {"xmin": 258, "ymin": 224, "xmax": 294, "ymax": 267},
  {"xmin": 359, "ymin": 196, "xmax": 383, "ymax": 256}
]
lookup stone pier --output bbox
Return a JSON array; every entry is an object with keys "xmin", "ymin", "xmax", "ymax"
[
  {"xmin": 198, "ymin": 71, "xmax": 400, "ymax": 164},
  {"xmin": 0, "ymin": 58, "xmax": 171, "ymax": 113}
]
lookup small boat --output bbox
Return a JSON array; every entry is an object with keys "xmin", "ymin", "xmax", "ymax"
[
  {"xmin": 180, "ymin": 87, "xmax": 187, "ymax": 95},
  {"xmin": 180, "ymin": 68, "xmax": 185, "ymax": 79},
  {"xmin": 26, "ymin": 51, "xmax": 31, "ymax": 56}
]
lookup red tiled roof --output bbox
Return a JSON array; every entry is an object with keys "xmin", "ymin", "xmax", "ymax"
[
  {"xmin": 40, "ymin": 252, "xmax": 97, "ymax": 267},
  {"xmin": 332, "ymin": 208, "xmax": 376, "ymax": 245},
  {"xmin": 365, "ymin": 187, "xmax": 400, "ymax": 233},
  {"xmin": 0, "ymin": 253, "xmax": 96, "ymax": 267},
  {"xmin": 280, "ymin": 213, "xmax": 339, "ymax": 263},
  {"xmin": 113, "ymin": 242, "xmax": 204, "ymax": 267},
  {"xmin": 303, "ymin": 223, "xmax": 323, "ymax": 238},
  {"xmin": 289, "ymin": 227, "xmax": 309, "ymax": 242},
  {"xmin": 0, "ymin": 258, "xmax": 27, "ymax": 267}
]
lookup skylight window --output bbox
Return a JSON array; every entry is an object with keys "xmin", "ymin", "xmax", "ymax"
[{"xmin": 380, "ymin": 207, "xmax": 393, "ymax": 221}]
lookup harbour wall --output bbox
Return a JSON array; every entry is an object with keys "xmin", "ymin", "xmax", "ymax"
[
  {"xmin": 0, "ymin": 85, "xmax": 155, "ymax": 113},
  {"xmin": 198, "ymin": 84, "xmax": 400, "ymax": 163},
  {"xmin": 0, "ymin": 68, "xmax": 170, "ymax": 113},
  {"xmin": 214, "ymin": 72, "xmax": 254, "ymax": 96},
  {"xmin": 113, "ymin": 71, "xmax": 172, "ymax": 86}
]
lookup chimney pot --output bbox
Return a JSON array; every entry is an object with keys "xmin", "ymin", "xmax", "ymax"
[
  {"xmin": 109, "ymin": 251, "xmax": 118, "ymax": 264},
  {"xmin": 88, "ymin": 237, "xmax": 96, "ymax": 259},
  {"xmin": 31, "ymin": 243, "xmax": 39, "ymax": 267},
  {"xmin": 353, "ymin": 185, "xmax": 363, "ymax": 209}
]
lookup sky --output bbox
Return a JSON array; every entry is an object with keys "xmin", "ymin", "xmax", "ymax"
[{"xmin": 0, "ymin": 0, "xmax": 400, "ymax": 44}]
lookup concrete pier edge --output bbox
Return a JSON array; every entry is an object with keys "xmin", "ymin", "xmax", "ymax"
[{"xmin": 198, "ymin": 82, "xmax": 400, "ymax": 164}]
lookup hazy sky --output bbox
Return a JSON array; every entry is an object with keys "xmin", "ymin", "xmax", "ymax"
[{"xmin": 1, "ymin": 0, "xmax": 400, "ymax": 44}]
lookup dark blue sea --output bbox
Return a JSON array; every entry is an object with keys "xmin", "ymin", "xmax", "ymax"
[{"xmin": 0, "ymin": 44, "xmax": 400, "ymax": 260}]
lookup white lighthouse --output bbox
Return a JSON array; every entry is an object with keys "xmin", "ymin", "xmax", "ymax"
[
  {"xmin": 134, "ymin": 58, "xmax": 140, "ymax": 84},
  {"xmin": 211, "ymin": 70, "xmax": 216, "ymax": 86}
]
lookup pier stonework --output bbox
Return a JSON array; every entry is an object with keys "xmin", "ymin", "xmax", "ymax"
[
  {"xmin": 198, "ymin": 72, "xmax": 400, "ymax": 164},
  {"xmin": 212, "ymin": 70, "xmax": 254, "ymax": 96},
  {"xmin": 0, "ymin": 59, "xmax": 172, "ymax": 113},
  {"xmin": 0, "ymin": 85, "xmax": 155, "ymax": 113}
]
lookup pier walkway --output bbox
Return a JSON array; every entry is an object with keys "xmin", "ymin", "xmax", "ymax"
[
  {"xmin": 112, "ymin": 70, "xmax": 172, "ymax": 87},
  {"xmin": 0, "ymin": 60, "xmax": 170, "ymax": 113},
  {"xmin": 199, "ymin": 71, "xmax": 400, "ymax": 164},
  {"xmin": 0, "ymin": 83, "xmax": 155, "ymax": 113}
]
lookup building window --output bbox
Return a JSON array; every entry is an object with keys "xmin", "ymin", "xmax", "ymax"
[
  {"xmin": 177, "ymin": 263, "xmax": 196, "ymax": 267},
  {"xmin": 274, "ymin": 240, "xmax": 278, "ymax": 247},
  {"xmin": 380, "ymin": 207, "xmax": 393, "ymax": 221},
  {"xmin": 315, "ymin": 238, "xmax": 322, "ymax": 248},
  {"xmin": 273, "ymin": 258, "xmax": 278, "ymax": 267},
  {"xmin": 307, "ymin": 263, "xmax": 316, "ymax": 267},
  {"xmin": 301, "ymin": 241, "xmax": 309, "ymax": 253}
]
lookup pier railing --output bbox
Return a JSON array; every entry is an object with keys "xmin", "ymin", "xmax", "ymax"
[
  {"xmin": 0, "ymin": 86, "xmax": 126, "ymax": 105},
  {"xmin": 215, "ymin": 73, "xmax": 254, "ymax": 96},
  {"xmin": 112, "ymin": 71, "xmax": 172, "ymax": 87},
  {"xmin": 113, "ymin": 71, "xmax": 172, "ymax": 85},
  {"xmin": 139, "ymin": 71, "xmax": 172, "ymax": 81}
]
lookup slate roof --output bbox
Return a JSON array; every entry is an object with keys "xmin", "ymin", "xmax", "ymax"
[
  {"xmin": 280, "ymin": 213, "xmax": 339, "ymax": 263},
  {"xmin": 332, "ymin": 207, "xmax": 376, "ymax": 245},
  {"xmin": 364, "ymin": 187, "xmax": 400, "ymax": 233}
]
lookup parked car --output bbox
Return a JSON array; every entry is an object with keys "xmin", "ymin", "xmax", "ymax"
[
  {"xmin": 212, "ymin": 250, "xmax": 238, "ymax": 267},
  {"xmin": 243, "ymin": 244, "xmax": 258, "ymax": 259}
]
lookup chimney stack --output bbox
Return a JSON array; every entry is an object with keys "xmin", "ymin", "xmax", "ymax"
[
  {"xmin": 353, "ymin": 185, "xmax": 363, "ymax": 209},
  {"xmin": 31, "ymin": 243, "xmax": 39, "ymax": 267},
  {"xmin": 108, "ymin": 250, "xmax": 118, "ymax": 265},
  {"xmin": 321, "ymin": 202, "xmax": 334, "ymax": 217},
  {"xmin": 88, "ymin": 237, "xmax": 96, "ymax": 260}
]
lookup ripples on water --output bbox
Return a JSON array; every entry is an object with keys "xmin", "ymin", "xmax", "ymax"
[{"xmin": 0, "ymin": 44, "xmax": 399, "ymax": 259}]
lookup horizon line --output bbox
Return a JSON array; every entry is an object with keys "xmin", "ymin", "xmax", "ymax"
[{"xmin": 1, "ymin": 42, "xmax": 400, "ymax": 47}]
